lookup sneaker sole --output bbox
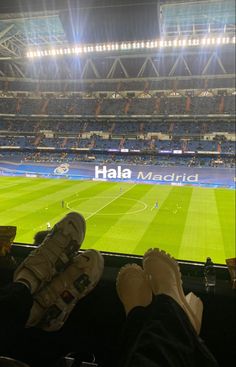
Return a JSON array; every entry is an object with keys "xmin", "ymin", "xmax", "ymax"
[
  {"xmin": 14, "ymin": 212, "xmax": 86, "ymax": 290},
  {"xmin": 143, "ymin": 248, "xmax": 203, "ymax": 335},
  {"xmin": 116, "ymin": 263, "xmax": 144, "ymax": 299},
  {"xmin": 27, "ymin": 250, "xmax": 104, "ymax": 331}
]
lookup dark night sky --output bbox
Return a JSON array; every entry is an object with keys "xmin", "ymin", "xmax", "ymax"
[
  {"xmin": 0, "ymin": 0, "xmax": 158, "ymax": 13},
  {"xmin": 0, "ymin": 0, "xmax": 161, "ymax": 42}
]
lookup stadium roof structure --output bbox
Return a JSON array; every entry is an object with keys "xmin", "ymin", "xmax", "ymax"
[
  {"xmin": 1, "ymin": 0, "xmax": 235, "ymax": 60},
  {"xmin": 0, "ymin": 12, "xmax": 67, "ymax": 59},
  {"xmin": 0, "ymin": 0, "xmax": 235, "ymax": 92},
  {"xmin": 161, "ymin": 0, "xmax": 236, "ymax": 36}
]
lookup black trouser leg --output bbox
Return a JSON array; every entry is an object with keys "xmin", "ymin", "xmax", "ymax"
[
  {"xmin": 119, "ymin": 295, "xmax": 218, "ymax": 367},
  {"xmin": 0, "ymin": 282, "xmax": 33, "ymax": 355}
]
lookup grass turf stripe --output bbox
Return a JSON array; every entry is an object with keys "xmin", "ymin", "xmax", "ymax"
[{"xmin": 133, "ymin": 186, "xmax": 193, "ymax": 258}]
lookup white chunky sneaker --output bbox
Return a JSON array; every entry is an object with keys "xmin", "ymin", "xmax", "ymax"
[
  {"xmin": 26, "ymin": 249, "xmax": 104, "ymax": 331},
  {"xmin": 143, "ymin": 248, "xmax": 203, "ymax": 335},
  {"xmin": 14, "ymin": 212, "xmax": 86, "ymax": 294}
]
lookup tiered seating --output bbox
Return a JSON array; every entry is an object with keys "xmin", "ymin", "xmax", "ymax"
[{"xmin": 0, "ymin": 95, "xmax": 235, "ymax": 115}]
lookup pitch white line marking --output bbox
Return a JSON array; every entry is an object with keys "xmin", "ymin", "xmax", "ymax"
[
  {"xmin": 85, "ymin": 184, "xmax": 136, "ymax": 220},
  {"xmin": 67, "ymin": 195, "xmax": 147, "ymax": 216}
]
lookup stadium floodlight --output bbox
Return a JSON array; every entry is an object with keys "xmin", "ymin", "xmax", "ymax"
[{"xmin": 26, "ymin": 33, "xmax": 235, "ymax": 58}]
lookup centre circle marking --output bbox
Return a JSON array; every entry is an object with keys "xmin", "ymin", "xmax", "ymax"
[{"xmin": 66, "ymin": 196, "xmax": 147, "ymax": 215}]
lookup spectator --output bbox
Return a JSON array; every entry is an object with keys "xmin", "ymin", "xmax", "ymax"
[
  {"xmin": 0, "ymin": 212, "xmax": 104, "ymax": 356},
  {"xmin": 33, "ymin": 230, "xmax": 51, "ymax": 246},
  {"xmin": 116, "ymin": 249, "xmax": 219, "ymax": 367},
  {"xmin": 0, "ymin": 220, "xmax": 218, "ymax": 367},
  {"xmin": 0, "ymin": 226, "xmax": 17, "ymax": 286}
]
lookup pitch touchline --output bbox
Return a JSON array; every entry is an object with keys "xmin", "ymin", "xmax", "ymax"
[{"xmin": 85, "ymin": 184, "xmax": 136, "ymax": 221}]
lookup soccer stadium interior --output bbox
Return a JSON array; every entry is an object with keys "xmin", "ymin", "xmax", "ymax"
[{"xmin": 0, "ymin": 0, "xmax": 235, "ymax": 366}]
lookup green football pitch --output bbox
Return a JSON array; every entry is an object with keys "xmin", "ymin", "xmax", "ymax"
[{"xmin": 0, "ymin": 176, "xmax": 235, "ymax": 264}]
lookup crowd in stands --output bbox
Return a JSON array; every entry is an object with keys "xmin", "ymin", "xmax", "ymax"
[
  {"xmin": 0, "ymin": 95, "xmax": 235, "ymax": 116},
  {"xmin": 0, "ymin": 119, "xmax": 235, "ymax": 135},
  {"xmin": 0, "ymin": 96, "xmax": 234, "ymax": 169},
  {"xmin": 0, "ymin": 119, "xmax": 235, "ymax": 154},
  {"xmin": 0, "ymin": 134, "xmax": 235, "ymax": 153},
  {"xmin": 0, "ymin": 151, "xmax": 235, "ymax": 168}
]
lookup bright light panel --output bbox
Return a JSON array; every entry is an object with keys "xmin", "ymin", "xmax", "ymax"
[{"xmin": 26, "ymin": 34, "xmax": 235, "ymax": 58}]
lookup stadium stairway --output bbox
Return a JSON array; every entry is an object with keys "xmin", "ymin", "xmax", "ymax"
[{"xmin": 1, "ymin": 244, "xmax": 235, "ymax": 367}]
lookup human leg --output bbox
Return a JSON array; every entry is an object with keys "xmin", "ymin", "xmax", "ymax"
[
  {"xmin": 0, "ymin": 212, "xmax": 86, "ymax": 353},
  {"xmin": 116, "ymin": 249, "xmax": 219, "ymax": 367},
  {"xmin": 14, "ymin": 212, "xmax": 86, "ymax": 293},
  {"xmin": 1, "ymin": 212, "xmax": 104, "ymax": 367},
  {"xmin": 13, "ymin": 212, "xmax": 105, "ymax": 331},
  {"xmin": 0, "ymin": 282, "xmax": 33, "ymax": 355},
  {"xmin": 0, "ymin": 356, "xmax": 30, "ymax": 367},
  {"xmin": 143, "ymin": 248, "xmax": 203, "ymax": 334},
  {"xmin": 27, "ymin": 249, "xmax": 104, "ymax": 331},
  {"xmin": 0, "ymin": 212, "xmax": 86, "ymax": 350}
]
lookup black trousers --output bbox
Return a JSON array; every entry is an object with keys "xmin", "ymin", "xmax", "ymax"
[
  {"xmin": 0, "ymin": 283, "xmax": 33, "ymax": 356},
  {"xmin": 119, "ymin": 294, "xmax": 219, "ymax": 367},
  {"xmin": 0, "ymin": 284, "xmax": 218, "ymax": 367}
]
